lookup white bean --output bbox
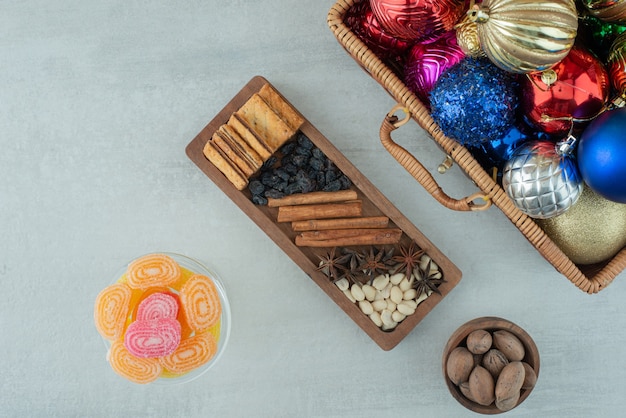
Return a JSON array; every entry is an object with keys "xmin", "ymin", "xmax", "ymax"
[
  {"xmin": 343, "ymin": 289, "xmax": 356, "ymax": 303},
  {"xmin": 361, "ymin": 284, "xmax": 376, "ymax": 301},
  {"xmin": 386, "ymin": 300, "xmax": 397, "ymax": 312},
  {"xmin": 335, "ymin": 278, "xmax": 349, "ymax": 291},
  {"xmin": 402, "ymin": 299, "xmax": 418, "ymax": 310},
  {"xmin": 389, "ymin": 273, "xmax": 404, "ymax": 285},
  {"xmin": 403, "ymin": 288, "xmax": 418, "ymax": 300},
  {"xmin": 390, "ymin": 285, "xmax": 403, "ymax": 304},
  {"xmin": 369, "ymin": 311, "xmax": 383, "ymax": 327},
  {"xmin": 359, "ymin": 300, "xmax": 374, "ymax": 315},
  {"xmin": 397, "ymin": 301, "xmax": 416, "ymax": 316},
  {"xmin": 399, "ymin": 276, "xmax": 412, "ymax": 291},
  {"xmin": 380, "ymin": 283, "xmax": 392, "ymax": 299},
  {"xmin": 380, "ymin": 309, "xmax": 395, "ymax": 327},
  {"xmin": 350, "ymin": 284, "xmax": 365, "ymax": 301},
  {"xmin": 392, "ymin": 310, "xmax": 406, "ymax": 322},
  {"xmin": 372, "ymin": 274, "xmax": 389, "ymax": 290},
  {"xmin": 372, "ymin": 299, "xmax": 387, "ymax": 312},
  {"xmin": 381, "ymin": 321, "xmax": 398, "ymax": 331}
]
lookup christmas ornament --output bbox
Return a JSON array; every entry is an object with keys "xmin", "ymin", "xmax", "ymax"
[
  {"xmin": 467, "ymin": 0, "xmax": 578, "ymax": 73},
  {"xmin": 581, "ymin": 0, "xmax": 626, "ymax": 24},
  {"xmin": 536, "ymin": 185, "xmax": 626, "ymax": 265},
  {"xmin": 607, "ymin": 32, "xmax": 626, "ymax": 96},
  {"xmin": 578, "ymin": 13, "xmax": 626, "ymax": 62},
  {"xmin": 454, "ymin": 14, "xmax": 486, "ymax": 58},
  {"xmin": 369, "ymin": 0, "xmax": 465, "ymax": 43},
  {"xmin": 429, "ymin": 58, "xmax": 519, "ymax": 147},
  {"xmin": 502, "ymin": 139, "xmax": 583, "ymax": 219},
  {"xmin": 577, "ymin": 107, "xmax": 626, "ymax": 203},
  {"xmin": 345, "ymin": 2, "xmax": 412, "ymax": 62},
  {"xmin": 521, "ymin": 44, "xmax": 610, "ymax": 137},
  {"xmin": 404, "ymin": 31, "xmax": 465, "ymax": 105}
]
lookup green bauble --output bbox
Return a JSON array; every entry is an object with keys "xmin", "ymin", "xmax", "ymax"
[
  {"xmin": 536, "ymin": 185, "xmax": 626, "ymax": 265},
  {"xmin": 578, "ymin": 13, "xmax": 626, "ymax": 61}
]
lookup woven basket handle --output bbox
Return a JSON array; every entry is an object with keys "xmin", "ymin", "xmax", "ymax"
[{"xmin": 380, "ymin": 105, "xmax": 491, "ymax": 212}]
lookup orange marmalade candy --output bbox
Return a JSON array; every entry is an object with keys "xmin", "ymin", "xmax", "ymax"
[
  {"xmin": 159, "ymin": 331, "xmax": 217, "ymax": 375},
  {"xmin": 94, "ymin": 283, "xmax": 132, "ymax": 340},
  {"xmin": 108, "ymin": 340, "xmax": 162, "ymax": 384},
  {"xmin": 180, "ymin": 274, "xmax": 222, "ymax": 332},
  {"xmin": 126, "ymin": 253, "xmax": 181, "ymax": 290}
]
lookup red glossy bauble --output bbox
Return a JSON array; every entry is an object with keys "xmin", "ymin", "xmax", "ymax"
[
  {"xmin": 345, "ymin": 2, "xmax": 412, "ymax": 60},
  {"xmin": 369, "ymin": 0, "xmax": 466, "ymax": 43},
  {"xmin": 521, "ymin": 45, "xmax": 610, "ymax": 137}
]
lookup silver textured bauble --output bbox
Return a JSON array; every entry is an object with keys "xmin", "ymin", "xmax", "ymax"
[{"xmin": 502, "ymin": 141, "xmax": 583, "ymax": 219}]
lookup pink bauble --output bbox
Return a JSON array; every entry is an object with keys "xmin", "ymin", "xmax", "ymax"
[
  {"xmin": 370, "ymin": 0, "xmax": 466, "ymax": 43},
  {"xmin": 521, "ymin": 45, "xmax": 609, "ymax": 137},
  {"xmin": 404, "ymin": 30, "xmax": 465, "ymax": 105}
]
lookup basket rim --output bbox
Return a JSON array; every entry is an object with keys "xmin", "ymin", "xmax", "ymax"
[{"xmin": 327, "ymin": 0, "xmax": 626, "ymax": 293}]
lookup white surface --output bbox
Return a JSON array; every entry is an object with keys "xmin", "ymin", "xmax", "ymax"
[{"xmin": 2, "ymin": 1, "xmax": 625, "ymax": 417}]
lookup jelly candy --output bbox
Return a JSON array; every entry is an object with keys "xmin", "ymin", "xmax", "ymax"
[
  {"xmin": 126, "ymin": 253, "xmax": 181, "ymax": 290},
  {"xmin": 108, "ymin": 340, "xmax": 162, "ymax": 384},
  {"xmin": 136, "ymin": 292, "xmax": 179, "ymax": 321},
  {"xmin": 94, "ymin": 283, "xmax": 132, "ymax": 340},
  {"xmin": 180, "ymin": 274, "xmax": 222, "ymax": 332},
  {"xmin": 124, "ymin": 317, "xmax": 182, "ymax": 358},
  {"xmin": 160, "ymin": 331, "xmax": 217, "ymax": 375}
]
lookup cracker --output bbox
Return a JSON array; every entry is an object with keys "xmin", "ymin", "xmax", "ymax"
[
  {"xmin": 203, "ymin": 140, "xmax": 248, "ymax": 190},
  {"xmin": 227, "ymin": 113, "xmax": 273, "ymax": 161},
  {"xmin": 235, "ymin": 93, "xmax": 295, "ymax": 152},
  {"xmin": 258, "ymin": 83, "xmax": 305, "ymax": 131},
  {"xmin": 220, "ymin": 124, "xmax": 263, "ymax": 170},
  {"xmin": 212, "ymin": 129, "xmax": 255, "ymax": 178}
]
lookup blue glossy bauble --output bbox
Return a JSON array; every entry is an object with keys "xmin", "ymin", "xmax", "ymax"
[{"xmin": 578, "ymin": 108, "xmax": 626, "ymax": 203}]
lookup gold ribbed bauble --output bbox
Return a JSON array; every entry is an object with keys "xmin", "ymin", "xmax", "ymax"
[
  {"xmin": 536, "ymin": 185, "xmax": 626, "ymax": 265},
  {"xmin": 467, "ymin": 0, "xmax": 578, "ymax": 73},
  {"xmin": 454, "ymin": 14, "xmax": 486, "ymax": 58}
]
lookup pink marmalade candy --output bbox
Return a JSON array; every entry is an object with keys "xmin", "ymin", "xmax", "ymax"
[
  {"xmin": 136, "ymin": 292, "xmax": 179, "ymax": 321},
  {"xmin": 124, "ymin": 317, "xmax": 182, "ymax": 358}
]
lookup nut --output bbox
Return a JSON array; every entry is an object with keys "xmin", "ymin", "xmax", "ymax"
[
  {"xmin": 482, "ymin": 349, "xmax": 509, "ymax": 378},
  {"xmin": 521, "ymin": 362, "xmax": 537, "ymax": 390},
  {"xmin": 466, "ymin": 329, "xmax": 492, "ymax": 354},
  {"xmin": 492, "ymin": 330, "xmax": 525, "ymax": 361},
  {"xmin": 446, "ymin": 347, "xmax": 474, "ymax": 385},
  {"xmin": 469, "ymin": 365, "xmax": 495, "ymax": 406},
  {"xmin": 495, "ymin": 361, "xmax": 525, "ymax": 411}
]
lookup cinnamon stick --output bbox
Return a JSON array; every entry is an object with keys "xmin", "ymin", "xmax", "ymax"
[
  {"xmin": 267, "ymin": 189, "xmax": 358, "ymax": 207},
  {"xmin": 276, "ymin": 201, "xmax": 362, "ymax": 223},
  {"xmin": 295, "ymin": 228, "xmax": 402, "ymax": 247},
  {"xmin": 291, "ymin": 216, "xmax": 390, "ymax": 232}
]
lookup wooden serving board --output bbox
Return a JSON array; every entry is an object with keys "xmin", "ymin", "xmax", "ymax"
[{"xmin": 185, "ymin": 75, "xmax": 462, "ymax": 350}]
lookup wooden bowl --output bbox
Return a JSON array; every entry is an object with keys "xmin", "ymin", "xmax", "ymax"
[{"xmin": 442, "ymin": 317, "xmax": 540, "ymax": 414}]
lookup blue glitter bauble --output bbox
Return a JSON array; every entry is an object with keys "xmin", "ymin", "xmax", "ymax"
[
  {"xmin": 578, "ymin": 107, "xmax": 626, "ymax": 203},
  {"xmin": 429, "ymin": 58, "xmax": 519, "ymax": 147}
]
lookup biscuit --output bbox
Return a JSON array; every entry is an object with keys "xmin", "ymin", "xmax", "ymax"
[
  {"xmin": 220, "ymin": 124, "xmax": 263, "ymax": 171},
  {"xmin": 258, "ymin": 83, "xmax": 305, "ymax": 131},
  {"xmin": 235, "ymin": 93, "xmax": 295, "ymax": 152},
  {"xmin": 227, "ymin": 113, "xmax": 273, "ymax": 161},
  {"xmin": 212, "ymin": 129, "xmax": 255, "ymax": 178},
  {"xmin": 203, "ymin": 140, "xmax": 248, "ymax": 190}
]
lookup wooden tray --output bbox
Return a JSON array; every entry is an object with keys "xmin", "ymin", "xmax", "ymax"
[
  {"xmin": 327, "ymin": 0, "xmax": 626, "ymax": 293},
  {"xmin": 186, "ymin": 75, "xmax": 461, "ymax": 350}
]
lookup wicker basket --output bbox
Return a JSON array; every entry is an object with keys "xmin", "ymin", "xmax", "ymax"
[{"xmin": 327, "ymin": 0, "xmax": 626, "ymax": 293}]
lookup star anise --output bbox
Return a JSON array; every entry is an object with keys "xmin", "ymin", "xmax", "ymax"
[
  {"xmin": 337, "ymin": 247, "xmax": 362, "ymax": 284},
  {"xmin": 413, "ymin": 259, "xmax": 446, "ymax": 296},
  {"xmin": 392, "ymin": 241, "xmax": 424, "ymax": 280},
  {"xmin": 358, "ymin": 246, "xmax": 394, "ymax": 279},
  {"xmin": 316, "ymin": 247, "xmax": 347, "ymax": 282}
]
